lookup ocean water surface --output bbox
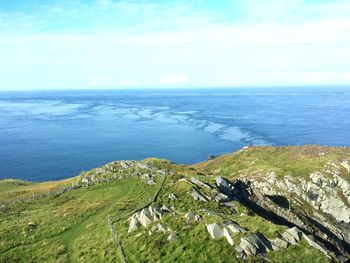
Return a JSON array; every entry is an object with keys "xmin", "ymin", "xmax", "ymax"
[{"xmin": 0, "ymin": 87, "xmax": 349, "ymax": 181}]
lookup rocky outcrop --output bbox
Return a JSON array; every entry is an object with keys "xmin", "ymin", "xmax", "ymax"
[
  {"xmin": 212, "ymin": 175, "xmax": 350, "ymax": 260},
  {"xmin": 128, "ymin": 205, "xmax": 170, "ymax": 232},
  {"xmin": 190, "ymin": 177, "xmax": 213, "ymax": 191},
  {"xmin": 249, "ymin": 164, "xmax": 350, "ymax": 224},
  {"xmin": 236, "ymin": 233, "xmax": 273, "ymax": 257},
  {"xmin": 223, "ymin": 220, "xmax": 246, "ymax": 233},
  {"xmin": 189, "ymin": 188, "xmax": 211, "ymax": 202},
  {"xmin": 206, "ymin": 223, "xmax": 236, "ymax": 246},
  {"xmin": 184, "ymin": 211, "xmax": 201, "ymax": 224}
]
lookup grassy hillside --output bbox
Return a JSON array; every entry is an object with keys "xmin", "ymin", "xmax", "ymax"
[
  {"xmin": 194, "ymin": 145, "xmax": 350, "ymax": 180},
  {"xmin": 1, "ymin": 146, "xmax": 349, "ymax": 262}
]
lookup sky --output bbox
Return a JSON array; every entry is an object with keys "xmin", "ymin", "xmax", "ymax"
[{"xmin": 0, "ymin": 0, "xmax": 349, "ymax": 90}]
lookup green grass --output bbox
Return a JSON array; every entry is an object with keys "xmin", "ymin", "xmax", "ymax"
[
  {"xmin": 2, "ymin": 146, "xmax": 349, "ymax": 262},
  {"xmin": 194, "ymin": 145, "xmax": 350, "ymax": 180},
  {"xmin": 0, "ymin": 177, "xmax": 161, "ymax": 263},
  {"xmin": 269, "ymin": 239, "xmax": 330, "ymax": 263}
]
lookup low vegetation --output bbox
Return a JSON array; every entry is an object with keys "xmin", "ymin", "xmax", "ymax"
[{"xmin": 0, "ymin": 146, "xmax": 349, "ymax": 262}]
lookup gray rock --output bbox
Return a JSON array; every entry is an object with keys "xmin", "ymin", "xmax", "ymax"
[
  {"xmin": 120, "ymin": 160, "xmax": 134, "ymax": 169},
  {"xmin": 194, "ymin": 214, "xmax": 202, "ymax": 222},
  {"xmin": 139, "ymin": 209, "xmax": 153, "ymax": 227},
  {"xmin": 223, "ymin": 220, "xmax": 247, "ymax": 233},
  {"xmin": 214, "ymin": 193, "xmax": 230, "ymax": 203},
  {"xmin": 128, "ymin": 214, "xmax": 140, "ymax": 233},
  {"xmin": 161, "ymin": 205, "xmax": 172, "ymax": 213},
  {"xmin": 190, "ymin": 177, "xmax": 213, "ymax": 190},
  {"xmin": 223, "ymin": 227, "xmax": 234, "ymax": 246},
  {"xmin": 206, "ymin": 223, "xmax": 224, "ymax": 239},
  {"xmin": 141, "ymin": 173, "xmax": 151, "ymax": 180},
  {"xmin": 185, "ymin": 211, "xmax": 195, "ymax": 224},
  {"xmin": 190, "ymin": 189, "xmax": 209, "ymax": 202},
  {"xmin": 168, "ymin": 193, "xmax": 178, "ymax": 200},
  {"xmin": 282, "ymin": 227, "xmax": 302, "ymax": 245},
  {"xmin": 302, "ymin": 234, "xmax": 331, "ymax": 258},
  {"xmin": 136, "ymin": 162, "xmax": 153, "ymax": 170},
  {"xmin": 272, "ymin": 237, "xmax": 289, "ymax": 249},
  {"xmin": 152, "ymin": 223, "xmax": 169, "ymax": 234},
  {"xmin": 236, "ymin": 233, "xmax": 273, "ymax": 256},
  {"xmin": 340, "ymin": 160, "xmax": 350, "ymax": 173},
  {"xmin": 146, "ymin": 179, "xmax": 156, "ymax": 185},
  {"xmin": 221, "ymin": 202, "xmax": 237, "ymax": 213},
  {"xmin": 216, "ymin": 176, "xmax": 235, "ymax": 197},
  {"xmin": 167, "ymin": 233, "xmax": 178, "ymax": 242}
]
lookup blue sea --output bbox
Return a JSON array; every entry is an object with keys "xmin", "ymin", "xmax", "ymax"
[{"xmin": 0, "ymin": 87, "xmax": 349, "ymax": 181}]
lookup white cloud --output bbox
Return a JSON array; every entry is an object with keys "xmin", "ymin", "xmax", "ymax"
[
  {"xmin": 159, "ymin": 74, "xmax": 189, "ymax": 85},
  {"xmin": 118, "ymin": 80, "xmax": 141, "ymax": 86},
  {"xmin": 0, "ymin": 0, "xmax": 350, "ymax": 89}
]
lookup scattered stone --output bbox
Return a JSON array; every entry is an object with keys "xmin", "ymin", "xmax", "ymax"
[
  {"xmin": 161, "ymin": 205, "xmax": 172, "ymax": 213},
  {"xmin": 128, "ymin": 214, "xmax": 140, "ymax": 233},
  {"xmin": 194, "ymin": 214, "xmax": 202, "ymax": 222},
  {"xmin": 139, "ymin": 209, "xmax": 153, "ymax": 227},
  {"xmin": 340, "ymin": 160, "xmax": 350, "ymax": 173},
  {"xmin": 167, "ymin": 233, "xmax": 178, "ymax": 242},
  {"xmin": 206, "ymin": 223, "xmax": 224, "ymax": 239},
  {"xmin": 135, "ymin": 232, "xmax": 143, "ymax": 238},
  {"xmin": 146, "ymin": 179, "xmax": 156, "ymax": 185},
  {"xmin": 236, "ymin": 233, "xmax": 273, "ymax": 257},
  {"xmin": 271, "ymin": 237, "xmax": 289, "ymax": 249},
  {"xmin": 141, "ymin": 173, "xmax": 151, "ymax": 180},
  {"xmin": 120, "ymin": 160, "xmax": 134, "ymax": 169},
  {"xmin": 223, "ymin": 220, "xmax": 246, "ymax": 233},
  {"xmin": 214, "ymin": 193, "xmax": 230, "ymax": 203},
  {"xmin": 185, "ymin": 211, "xmax": 195, "ymax": 224},
  {"xmin": 221, "ymin": 202, "xmax": 237, "ymax": 213},
  {"xmin": 168, "ymin": 193, "xmax": 178, "ymax": 200},
  {"xmin": 153, "ymin": 223, "xmax": 170, "ymax": 234},
  {"xmin": 136, "ymin": 162, "xmax": 153, "ymax": 170},
  {"xmin": 216, "ymin": 176, "xmax": 237, "ymax": 198},
  {"xmin": 190, "ymin": 189, "xmax": 210, "ymax": 202},
  {"xmin": 223, "ymin": 227, "xmax": 234, "ymax": 246},
  {"xmin": 282, "ymin": 227, "xmax": 302, "ymax": 245},
  {"xmin": 128, "ymin": 205, "xmax": 170, "ymax": 232},
  {"xmin": 190, "ymin": 177, "xmax": 213, "ymax": 190},
  {"xmin": 28, "ymin": 222, "xmax": 37, "ymax": 228}
]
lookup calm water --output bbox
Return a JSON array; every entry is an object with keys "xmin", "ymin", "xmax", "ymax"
[{"xmin": 0, "ymin": 87, "xmax": 349, "ymax": 181}]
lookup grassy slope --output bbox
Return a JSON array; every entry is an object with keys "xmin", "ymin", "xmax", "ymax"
[
  {"xmin": 194, "ymin": 145, "xmax": 350, "ymax": 180},
  {"xmin": 0, "ymin": 177, "xmax": 161, "ymax": 263},
  {"xmin": 0, "ymin": 177, "xmax": 79, "ymax": 204},
  {"xmin": 2, "ymin": 146, "xmax": 348, "ymax": 262}
]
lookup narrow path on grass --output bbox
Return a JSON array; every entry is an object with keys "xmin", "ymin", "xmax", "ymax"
[{"xmin": 61, "ymin": 177, "xmax": 165, "ymax": 262}]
